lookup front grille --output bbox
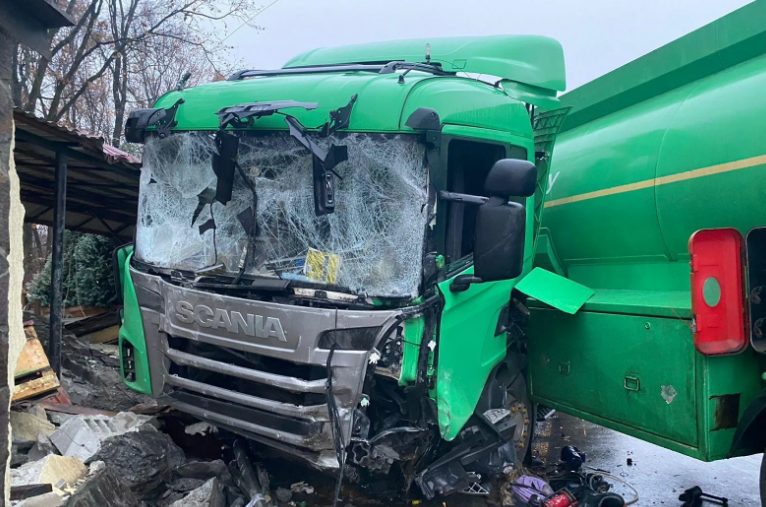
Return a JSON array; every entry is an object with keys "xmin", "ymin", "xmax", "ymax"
[
  {"xmin": 167, "ymin": 337, "xmax": 328, "ymax": 406},
  {"xmin": 129, "ymin": 267, "xmax": 400, "ymax": 464},
  {"xmin": 162, "ymin": 331, "xmax": 336, "ymax": 451}
]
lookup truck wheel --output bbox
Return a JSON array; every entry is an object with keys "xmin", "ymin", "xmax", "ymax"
[
  {"xmin": 505, "ymin": 367, "xmax": 533, "ymax": 463},
  {"xmin": 761, "ymin": 451, "xmax": 765, "ymax": 507}
]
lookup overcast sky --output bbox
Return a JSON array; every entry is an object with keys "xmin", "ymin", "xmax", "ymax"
[{"xmin": 228, "ymin": 0, "xmax": 752, "ymax": 90}]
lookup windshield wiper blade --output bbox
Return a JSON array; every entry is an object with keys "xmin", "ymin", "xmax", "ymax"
[
  {"xmin": 193, "ymin": 275, "xmax": 290, "ymax": 292},
  {"xmin": 378, "ymin": 61, "xmax": 452, "ymax": 76},
  {"xmin": 227, "ymin": 61, "xmax": 454, "ymax": 81},
  {"xmin": 217, "ymin": 100, "xmax": 318, "ymax": 129},
  {"xmin": 228, "ymin": 64, "xmax": 386, "ymax": 80}
]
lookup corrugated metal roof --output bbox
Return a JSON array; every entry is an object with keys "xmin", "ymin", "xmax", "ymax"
[{"xmin": 13, "ymin": 109, "xmax": 141, "ymax": 240}]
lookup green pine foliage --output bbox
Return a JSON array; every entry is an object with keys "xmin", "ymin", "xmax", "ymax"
[{"xmin": 27, "ymin": 232, "xmax": 118, "ymax": 308}]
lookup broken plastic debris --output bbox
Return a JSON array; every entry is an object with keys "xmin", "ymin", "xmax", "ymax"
[
  {"xmin": 511, "ymin": 475, "xmax": 553, "ymax": 503},
  {"xmin": 184, "ymin": 421, "xmax": 218, "ymax": 436},
  {"xmin": 290, "ymin": 481, "xmax": 315, "ymax": 495}
]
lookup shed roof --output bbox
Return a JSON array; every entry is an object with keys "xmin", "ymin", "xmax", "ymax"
[{"xmin": 13, "ymin": 109, "xmax": 141, "ymax": 241}]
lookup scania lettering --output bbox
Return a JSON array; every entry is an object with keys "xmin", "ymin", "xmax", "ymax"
[{"xmin": 174, "ymin": 301, "xmax": 287, "ymax": 342}]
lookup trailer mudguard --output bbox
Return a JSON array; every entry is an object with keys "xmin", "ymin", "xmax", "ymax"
[{"xmin": 730, "ymin": 388, "xmax": 766, "ymax": 457}]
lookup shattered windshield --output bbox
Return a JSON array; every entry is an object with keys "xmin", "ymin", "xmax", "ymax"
[{"xmin": 135, "ymin": 132, "xmax": 429, "ymax": 297}]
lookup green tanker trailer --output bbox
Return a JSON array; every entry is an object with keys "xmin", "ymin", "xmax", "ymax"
[{"xmin": 527, "ymin": 2, "xmax": 766, "ymax": 501}]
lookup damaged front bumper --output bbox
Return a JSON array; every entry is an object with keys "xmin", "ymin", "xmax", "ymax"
[{"xmin": 130, "ymin": 267, "xmax": 400, "ymax": 469}]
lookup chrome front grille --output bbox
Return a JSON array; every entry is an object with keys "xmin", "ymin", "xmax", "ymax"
[{"xmin": 129, "ymin": 267, "xmax": 400, "ymax": 468}]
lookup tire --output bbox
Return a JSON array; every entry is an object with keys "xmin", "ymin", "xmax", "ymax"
[
  {"xmin": 505, "ymin": 366, "xmax": 534, "ymax": 464},
  {"xmin": 760, "ymin": 451, "xmax": 765, "ymax": 507}
]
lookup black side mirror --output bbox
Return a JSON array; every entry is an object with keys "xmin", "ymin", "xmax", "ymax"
[
  {"xmin": 473, "ymin": 200, "xmax": 525, "ymax": 282},
  {"xmin": 484, "ymin": 158, "xmax": 537, "ymax": 198},
  {"xmin": 474, "ymin": 159, "xmax": 535, "ymax": 282}
]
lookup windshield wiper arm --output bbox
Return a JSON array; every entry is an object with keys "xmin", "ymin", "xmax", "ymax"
[
  {"xmin": 193, "ymin": 274, "xmax": 290, "ymax": 292},
  {"xmin": 217, "ymin": 100, "xmax": 317, "ymax": 129}
]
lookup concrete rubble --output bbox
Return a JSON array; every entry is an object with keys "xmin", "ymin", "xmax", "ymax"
[
  {"xmin": 7, "ymin": 323, "xmax": 286, "ymax": 507},
  {"xmin": 11, "ymin": 454, "xmax": 87, "ymax": 495},
  {"xmin": 50, "ymin": 411, "xmax": 154, "ymax": 461},
  {"xmin": 169, "ymin": 477, "xmax": 226, "ymax": 507},
  {"xmin": 10, "ymin": 407, "xmax": 55, "ymax": 444}
]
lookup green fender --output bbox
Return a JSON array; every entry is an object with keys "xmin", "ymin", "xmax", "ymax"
[{"xmin": 114, "ymin": 245, "xmax": 153, "ymax": 395}]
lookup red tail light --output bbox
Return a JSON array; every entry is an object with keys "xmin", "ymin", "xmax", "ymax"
[{"xmin": 689, "ymin": 228, "xmax": 747, "ymax": 355}]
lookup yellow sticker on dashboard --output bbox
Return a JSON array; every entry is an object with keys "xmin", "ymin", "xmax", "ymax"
[{"xmin": 304, "ymin": 248, "xmax": 340, "ymax": 284}]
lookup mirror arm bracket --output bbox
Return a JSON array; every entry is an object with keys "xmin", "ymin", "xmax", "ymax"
[{"xmin": 450, "ymin": 275, "xmax": 482, "ymax": 293}]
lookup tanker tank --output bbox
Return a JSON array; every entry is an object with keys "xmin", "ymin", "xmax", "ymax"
[{"xmin": 527, "ymin": 0, "xmax": 766, "ymax": 473}]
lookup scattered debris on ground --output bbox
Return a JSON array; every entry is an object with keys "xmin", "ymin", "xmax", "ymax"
[
  {"xmin": 28, "ymin": 313, "xmax": 154, "ymax": 412},
  {"xmin": 506, "ymin": 445, "xmax": 633, "ymax": 507},
  {"xmin": 13, "ymin": 324, "xmax": 60, "ymax": 402},
  {"xmin": 11, "ymin": 315, "xmax": 643, "ymax": 506},
  {"xmin": 679, "ymin": 486, "xmax": 729, "ymax": 507}
]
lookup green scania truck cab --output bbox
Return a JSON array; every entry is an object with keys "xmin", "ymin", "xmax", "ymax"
[
  {"xmin": 116, "ymin": 36, "xmax": 569, "ymax": 499},
  {"xmin": 527, "ymin": 2, "xmax": 766, "ymax": 500}
]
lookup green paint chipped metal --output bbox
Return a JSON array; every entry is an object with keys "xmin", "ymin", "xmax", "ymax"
[{"xmin": 517, "ymin": 267, "xmax": 593, "ymax": 314}]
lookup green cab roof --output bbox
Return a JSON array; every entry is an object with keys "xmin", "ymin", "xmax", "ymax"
[
  {"xmin": 153, "ymin": 35, "xmax": 566, "ymax": 136},
  {"xmin": 560, "ymin": 1, "xmax": 766, "ymax": 132},
  {"xmin": 155, "ymin": 71, "xmax": 533, "ymax": 136}
]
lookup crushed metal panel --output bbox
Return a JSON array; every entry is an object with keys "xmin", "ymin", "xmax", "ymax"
[{"xmin": 516, "ymin": 267, "xmax": 593, "ymax": 314}]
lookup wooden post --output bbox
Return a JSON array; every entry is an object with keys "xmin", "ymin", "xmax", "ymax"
[{"xmin": 48, "ymin": 150, "xmax": 66, "ymax": 376}]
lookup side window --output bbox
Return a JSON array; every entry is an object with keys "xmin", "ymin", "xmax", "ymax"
[{"xmin": 444, "ymin": 141, "xmax": 527, "ymax": 263}]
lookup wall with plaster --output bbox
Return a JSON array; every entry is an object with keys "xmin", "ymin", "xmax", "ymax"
[{"xmin": 1, "ymin": 108, "xmax": 25, "ymax": 507}]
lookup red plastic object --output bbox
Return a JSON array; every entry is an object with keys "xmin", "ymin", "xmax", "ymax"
[
  {"xmin": 689, "ymin": 228, "xmax": 747, "ymax": 355},
  {"xmin": 544, "ymin": 490, "xmax": 577, "ymax": 507}
]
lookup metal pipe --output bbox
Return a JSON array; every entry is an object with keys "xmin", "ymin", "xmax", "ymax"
[{"xmin": 48, "ymin": 149, "xmax": 66, "ymax": 377}]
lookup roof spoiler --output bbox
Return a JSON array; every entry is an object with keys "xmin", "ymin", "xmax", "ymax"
[{"xmin": 284, "ymin": 35, "xmax": 566, "ymax": 108}]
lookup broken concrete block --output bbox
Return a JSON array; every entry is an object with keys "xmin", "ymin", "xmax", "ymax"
[
  {"xmin": 65, "ymin": 461, "xmax": 138, "ymax": 507},
  {"xmin": 11, "ymin": 409, "xmax": 56, "ymax": 445},
  {"xmin": 26, "ymin": 433, "xmax": 57, "ymax": 462},
  {"xmin": 169, "ymin": 477, "xmax": 225, "ymax": 507},
  {"xmin": 11, "ymin": 454, "xmax": 86, "ymax": 495},
  {"xmin": 15, "ymin": 491, "xmax": 66, "ymax": 507},
  {"xmin": 46, "ymin": 411, "xmax": 74, "ymax": 426},
  {"xmin": 50, "ymin": 411, "xmax": 154, "ymax": 461},
  {"xmin": 90, "ymin": 429, "xmax": 185, "ymax": 500}
]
